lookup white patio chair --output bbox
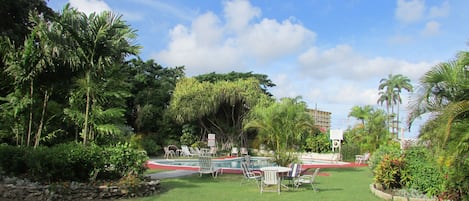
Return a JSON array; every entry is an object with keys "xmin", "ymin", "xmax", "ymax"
[
  {"xmin": 240, "ymin": 161, "xmax": 261, "ymax": 187},
  {"xmin": 163, "ymin": 146, "xmax": 175, "ymax": 159},
  {"xmin": 198, "ymin": 155, "xmax": 220, "ymax": 178},
  {"xmin": 181, "ymin": 145, "xmax": 197, "ymax": 157},
  {"xmin": 294, "ymin": 168, "xmax": 320, "ymax": 191},
  {"xmin": 355, "ymin": 152, "xmax": 371, "ymax": 164},
  {"xmin": 260, "ymin": 170, "xmax": 281, "ymax": 194}
]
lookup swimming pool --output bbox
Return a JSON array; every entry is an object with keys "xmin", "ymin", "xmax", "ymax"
[
  {"xmin": 148, "ymin": 156, "xmax": 352, "ymax": 172},
  {"xmin": 151, "ymin": 157, "xmax": 275, "ymax": 169}
]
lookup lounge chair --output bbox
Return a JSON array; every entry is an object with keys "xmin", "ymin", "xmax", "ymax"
[
  {"xmin": 163, "ymin": 146, "xmax": 175, "ymax": 159},
  {"xmin": 181, "ymin": 145, "xmax": 197, "ymax": 157},
  {"xmin": 260, "ymin": 170, "xmax": 281, "ymax": 194},
  {"xmin": 240, "ymin": 161, "xmax": 261, "ymax": 187},
  {"xmin": 231, "ymin": 147, "xmax": 239, "ymax": 157},
  {"xmin": 198, "ymin": 155, "xmax": 220, "ymax": 178},
  {"xmin": 240, "ymin": 147, "xmax": 249, "ymax": 156},
  {"xmin": 294, "ymin": 168, "xmax": 320, "ymax": 191},
  {"xmin": 355, "ymin": 152, "xmax": 371, "ymax": 164},
  {"xmin": 190, "ymin": 147, "xmax": 201, "ymax": 156}
]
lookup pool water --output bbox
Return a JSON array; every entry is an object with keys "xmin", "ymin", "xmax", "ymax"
[
  {"xmin": 151, "ymin": 157, "xmax": 344, "ymax": 170},
  {"xmin": 153, "ymin": 157, "xmax": 275, "ymax": 169}
]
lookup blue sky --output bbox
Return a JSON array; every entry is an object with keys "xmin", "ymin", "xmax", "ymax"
[{"xmin": 47, "ymin": 0, "xmax": 469, "ymax": 139}]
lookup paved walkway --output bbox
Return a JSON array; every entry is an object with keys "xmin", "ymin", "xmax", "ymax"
[{"xmin": 147, "ymin": 170, "xmax": 196, "ymax": 179}]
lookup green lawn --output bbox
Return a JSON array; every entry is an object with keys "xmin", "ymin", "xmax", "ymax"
[{"xmin": 129, "ymin": 167, "xmax": 382, "ymax": 201}]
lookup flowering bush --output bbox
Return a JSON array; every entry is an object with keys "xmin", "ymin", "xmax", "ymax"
[{"xmin": 373, "ymin": 154, "xmax": 408, "ymax": 190}]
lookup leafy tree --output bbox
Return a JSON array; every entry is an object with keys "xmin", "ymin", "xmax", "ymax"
[
  {"xmin": 125, "ymin": 58, "xmax": 184, "ymax": 152},
  {"xmin": 195, "ymin": 71, "xmax": 276, "ymax": 96},
  {"xmin": 345, "ymin": 105, "xmax": 390, "ymax": 153},
  {"xmin": 243, "ymin": 96, "xmax": 315, "ymax": 152},
  {"xmin": 0, "ymin": 0, "xmax": 55, "ymax": 44},
  {"xmin": 168, "ymin": 77, "xmax": 268, "ymax": 149},
  {"xmin": 126, "ymin": 58, "xmax": 184, "ymax": 135}
]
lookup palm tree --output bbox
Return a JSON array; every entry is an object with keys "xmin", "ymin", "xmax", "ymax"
[
  {"xmin": 348, "ymin": 105, "xmax": 373, "ymax": 126},
  {"xmin": 408, "ymin": 49, "xmax": 469, "ymax": 199},
  {"xmin": 409, "ymin": 51, "xmax": 469, "ymax": 143},
  {"xmin": 244, "ymin": 97, "xmax": 315, "ymax": 152},
  {"xmin": 56, "ymin": 5, "xmax": 139, "ymax": 144},
  {"xmin": 1, "ymin": 15, "xmax": 54, "ymax": 146},
  {"xmin": 378, "ymin": 74, "xmax": 413, "ymax": 136}
]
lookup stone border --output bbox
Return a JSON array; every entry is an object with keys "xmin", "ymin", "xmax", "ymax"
[
  {"xmin": 0, "ymin": 179, "xmax": 161, "ymax": 201},
  {"xmin": 369, "ymin": 184, "xmax": 437, "ymax": 201}
]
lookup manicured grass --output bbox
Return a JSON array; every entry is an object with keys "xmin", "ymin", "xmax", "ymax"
[{"xmin": 129, "ymin": 167, "xmax": 382, "ymax": 201}]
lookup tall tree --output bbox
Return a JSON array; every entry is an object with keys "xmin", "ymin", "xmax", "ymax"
[
  {"xmin": 378, "ymin": 74, "xmax": 413, "ymax": 136},
  {"xmin": 1, "ymin": 14, "xmax": 55, "ymax": 146},
  {"xmin": 57, "ymin": 5, "xmax": 140, "ymax": 144}
]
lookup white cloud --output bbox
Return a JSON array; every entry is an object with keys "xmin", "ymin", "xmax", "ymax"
[
  {"xmin": 298, "ymin": 45, "xmax": 433, "ymax": 81},
  {"xmin": 155, "ymin": 19, "xmax": 242, "ymax": 75},
  {"xmin": 270, "ymin": 74, "xmax": 302, "ymax": 99},
  {"xmin": 240, "ymin": 19, "xmax": 315, "ymax": 62},
  {"xmin": 421, "ymin": 21, "xmax": 441, "ymax": 36},
  {"xmin": 330, "ymin": 86, "xmax": 379, "ymax": 105},
  {"xmin": 429, "ymin": 1, "xmax": 450, "ymax": 18},
  {"xmin": 69, "ymin": 0, "xmax": 111, "ymax": 15},
  {"xmin": 395, "ymin": 0, "xmax": 425, "ymax": 24},
  {"xmin": 153, "ymin": 0, "xmax": 315, "ymax": 75},
  {"xmin": 224, "ymin": 0, "xmax": 261, "ymax": 32}
]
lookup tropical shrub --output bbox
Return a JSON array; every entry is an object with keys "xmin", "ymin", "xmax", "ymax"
[
  {"xmin": 373, "ymin": 154, "xmax": 408, "ymax": 190},
  {"xmin": 271, "ymin": 152, "xmax": 299, "ymax": 167},
  {"xmin": 341, "ymin": 143, "xmax": 360, "ymax": 162},
  {"xmin": 368, "ymin": 145, "xmax": 401, "ymax": 171},
  {"xmin": 0, "ymin": 144, "xmax": 28, "ymax": 176},
  {"xmin": 403, "ymin": 147, "xmax": 444, "ymax": 197},
  {"xmin": 304, "ymin": 132, "xmax": 330, "ymax": 153},
  {"xmin": 0, "ymin": 143, "xmax": 148, "ymax": 182},
  {"xmin": 100, "ymin": 142, "xmax": 149, "ymax": 180},
  {"xmin": 180, "ymin": 124, "xmax": 197, "ymax": 146}
]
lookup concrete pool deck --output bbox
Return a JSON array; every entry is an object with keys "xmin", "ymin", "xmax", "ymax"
[{"xmin": 147, "ymin": 170, "xmax": 197, "ymax": 179}]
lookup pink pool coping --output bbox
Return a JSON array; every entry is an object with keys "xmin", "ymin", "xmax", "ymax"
[{"xmin": 145, "ymin": 157, "xmax": 368, "ymax": 174}]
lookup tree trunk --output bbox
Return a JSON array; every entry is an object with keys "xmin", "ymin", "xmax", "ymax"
[
  {"xmin": 27, "ymin": 80, "xmax": 34, "ymax": 146},
  {"xmin": 83, "ymin": 72, "xmax": 91, "ymax": 145},
  {"xmin": 34, "ymin": 90, "xmax": 49, "ymax": 148}
]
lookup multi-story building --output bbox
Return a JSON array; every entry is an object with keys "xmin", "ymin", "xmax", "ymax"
[{"xmin": 308, "ymin": 109, "xmax": 331, "ymax": 131}]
